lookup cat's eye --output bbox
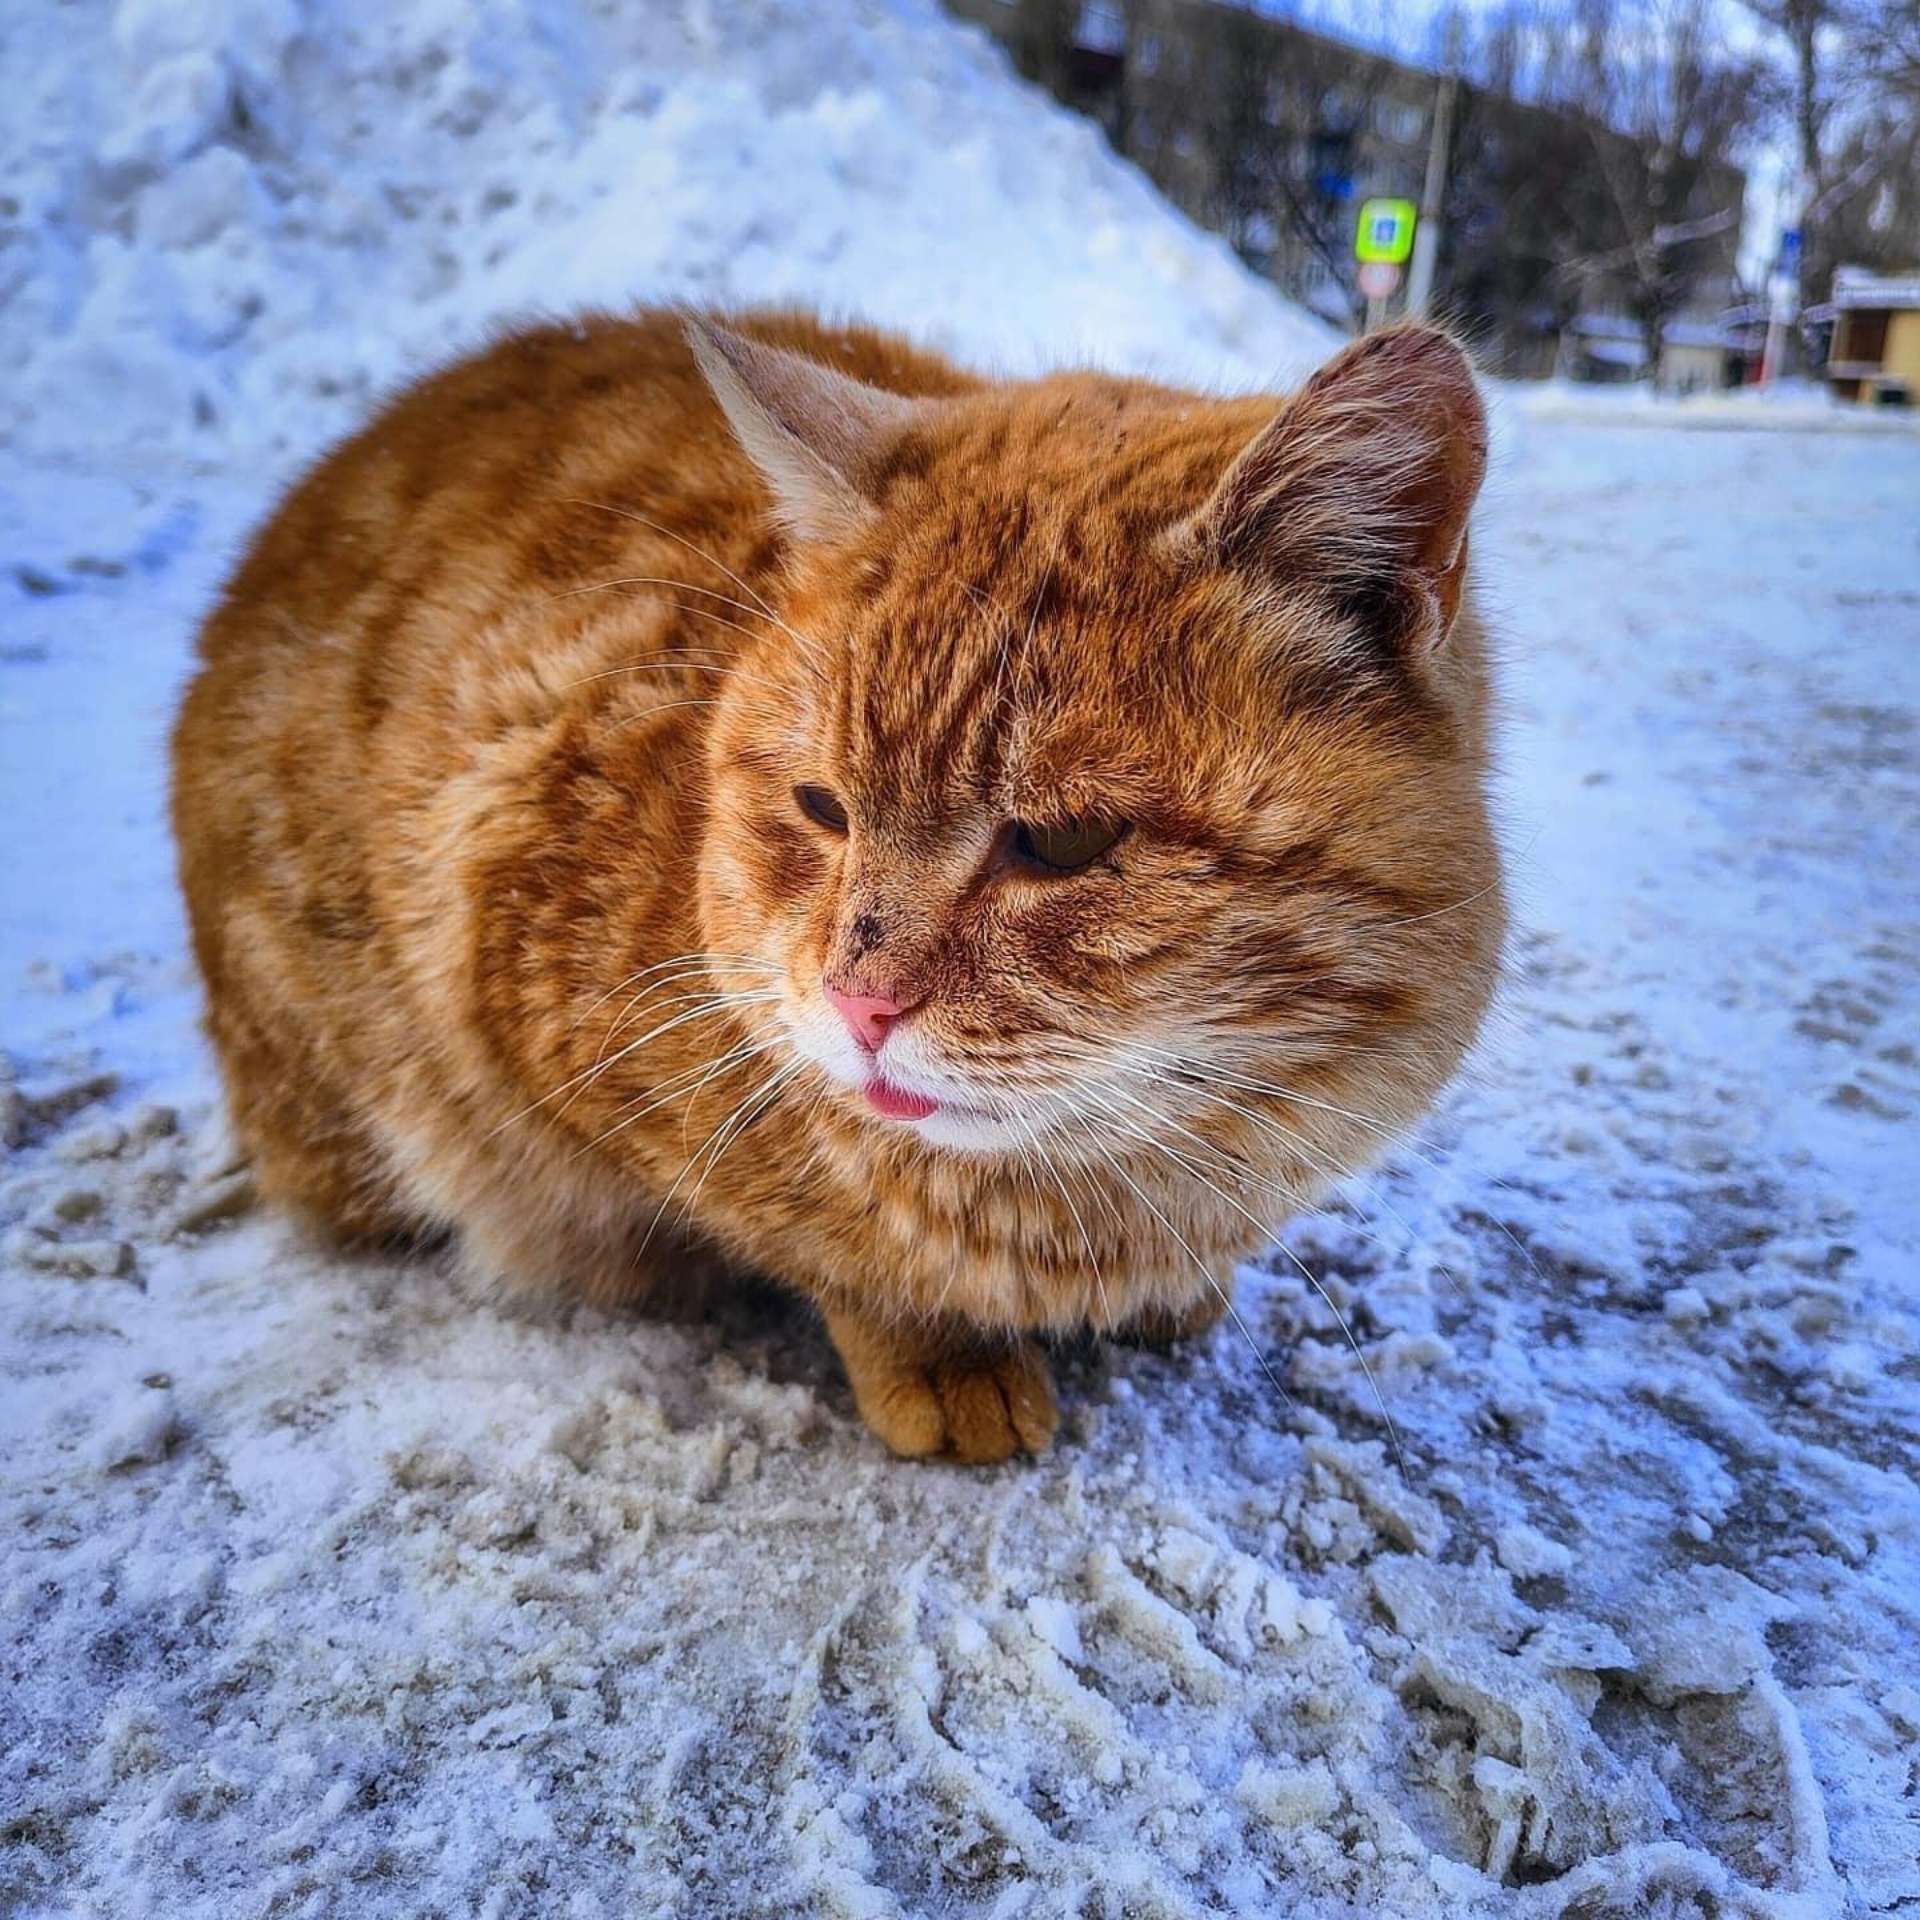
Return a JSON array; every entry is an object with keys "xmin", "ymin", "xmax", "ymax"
[
  {"xmin": 1009, "ymin": 817, "xmax": 1127, "ymax": 874},
  {"xmin": 795, "ymin": 784, "xmax": 850, "ymax": 833}
]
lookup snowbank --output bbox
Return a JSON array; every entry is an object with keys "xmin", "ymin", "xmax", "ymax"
[{"xmin": 0, "ymin": 0, "xmax": 1331, "ymax": 465}]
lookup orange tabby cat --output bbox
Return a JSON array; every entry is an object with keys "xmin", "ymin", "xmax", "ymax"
[{"xmin": 172, "ymin": 309, "xmax": 1501, "ymax": 1462}]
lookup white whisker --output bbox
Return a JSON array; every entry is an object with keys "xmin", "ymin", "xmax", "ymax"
[
  {"xmin": 495, "ymin": 988, "xmax": 778, "ymax": 1138},
  {"xmin": 585, "ymin": 1034, "xmax": 787, "ymax": 1154},
  {"xmin": 1068, "ymin": 1082, "xmax": 1407, "ymax": 1480},
  {"xmin": 638, "ymin": 1060, "xmax": 806, "ymax": 1257},
  {"xmin": 1059, "ymin": 1101, "xmax": 1296, "ymax": 1417}
]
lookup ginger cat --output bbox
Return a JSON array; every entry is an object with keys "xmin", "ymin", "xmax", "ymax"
[{"xmin": 172, "ymin": 309, "xmax": 1502, "ymax": 1463}]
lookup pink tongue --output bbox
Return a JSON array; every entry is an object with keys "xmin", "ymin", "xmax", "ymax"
[{"xmin": 864, "ymin": 1080, "xmax": 939, "ymax": 1122}]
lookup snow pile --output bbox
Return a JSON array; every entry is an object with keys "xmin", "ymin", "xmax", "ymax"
[{"xmin": 0, "ymin": 0, "xmax": 1331, "ymax": 464}]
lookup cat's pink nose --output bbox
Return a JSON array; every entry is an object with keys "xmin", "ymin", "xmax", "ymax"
[{"xmin": 825, "ymin": 981, "xmax": 917, "ymax": 1053}]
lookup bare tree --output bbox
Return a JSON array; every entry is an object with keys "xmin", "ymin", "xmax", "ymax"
[
  {"xmin": 1185, "ymin": 6, "xmax": 1290, "ymax": 268},
  {"xmin": 1736, "ymin": 0, "xmax": 1844, "ymax": 298},
  {"xmin": 1429, "ymin": 8, "xmax": 1593, "ymax": 368},
  {"xmin": 1432, "ymin": 0, "xmax": 1758, "ymax": 378},
  {"xmin": 1556, "ymin": 0, "xmax": 1760, "ymax": 378},
  {"xmin": 1734, "ymin": 0, "xmax": 1920, "ymax": 313},
  {"xmin": 1819, "ymin": 0, "xmax": 1920, "ymax": 277}
]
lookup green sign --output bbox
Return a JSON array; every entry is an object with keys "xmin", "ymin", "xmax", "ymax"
[{"xmin": 1355, "ymin": 198, "xmax": 1417, "ymax": 265}]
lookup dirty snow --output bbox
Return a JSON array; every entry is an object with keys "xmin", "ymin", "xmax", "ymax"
[{"xmin": 4, "ymin": 1, "xmax": 1919, "ymax": 1916}]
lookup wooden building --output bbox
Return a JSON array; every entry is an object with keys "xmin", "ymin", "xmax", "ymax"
[{"xmin": 1822, "ymin": 267, "xmax": 1920, "ymax": 405}]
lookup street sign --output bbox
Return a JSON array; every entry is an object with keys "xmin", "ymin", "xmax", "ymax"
[
  {"xmin": 1356, "ymin": 260, "xmax": 1403, "ymax": 299},
  {"xmin": 1355, "ymin": 198, "xmax": 1416, "ymax": 265}
]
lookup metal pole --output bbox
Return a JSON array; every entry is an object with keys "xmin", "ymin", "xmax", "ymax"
[
  {"xmin": 1759, "ymin": 305, "xmax": 1788, "ymax": 386},
  {"xmin": 1407, "ymin": 75, "xmax": 1455, "ymax": 319},
  {"xmin": 1760, "ymin": 196, "xmax": 1807, "ymax": 387}
]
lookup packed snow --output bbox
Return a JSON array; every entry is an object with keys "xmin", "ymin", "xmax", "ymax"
[
  {"xmin": 0, "ymin": 0, "xmax": 1329, "ymax": 464},
  {"xmin": 3, "ymin": 1, "xmax": 1918, "ymax": 1916}
]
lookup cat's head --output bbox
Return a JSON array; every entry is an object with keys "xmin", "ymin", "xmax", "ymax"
[{"xmin": 693, "ymin": 317, "xmax": 1503, "ymax": 1162}]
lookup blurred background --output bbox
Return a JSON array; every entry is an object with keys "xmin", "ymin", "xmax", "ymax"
[
  {"xmin": 7, "ymin": 0, "xmax": 1917, "ymax": 475},
  {"xmin": 954, "ymin": 0, "xmax": 1920, "ymax": 397}
]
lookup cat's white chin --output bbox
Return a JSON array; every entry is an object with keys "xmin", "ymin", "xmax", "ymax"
[{"xmin": 899, "ymin": 1105, "xmax": 1034, "ymax": 1154}]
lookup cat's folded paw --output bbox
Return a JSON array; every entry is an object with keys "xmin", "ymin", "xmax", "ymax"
[{"xmin": 859, "ymin": 1338, "xmax": 1058, "ymax": 1465}]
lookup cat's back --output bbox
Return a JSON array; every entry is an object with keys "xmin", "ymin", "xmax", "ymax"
[
  {"xmin": 195, "ymin": 308, "xmax": 965, "ymax": 661},
  {"xmin": 178, "ymin": 305, "xmax": 985, "ymax": 849},
  {"xmin": 177, "ymin": 311, "xmax": 739, "ymax": 896}
]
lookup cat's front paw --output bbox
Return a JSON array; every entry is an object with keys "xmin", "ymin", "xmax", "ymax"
[
  {"xmin": 872, "ymin": 1341, "xmax": 1058, "ymax": 1464},
  {"xmin": 825, "ymin": 1307, "xmax": 1058, "ymax": 1463}
]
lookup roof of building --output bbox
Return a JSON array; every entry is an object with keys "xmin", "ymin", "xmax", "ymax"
[
  {"xmin": 1566, "ymin": 313, "xmax": 1738, "ymax": 352},
  {"xmin": 1832, "ymin": 267, "xmax": 1920, "ymax": 311}
]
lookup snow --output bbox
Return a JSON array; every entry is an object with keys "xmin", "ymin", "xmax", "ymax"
[
  {"xmin": 0, "ymin": 0, "xmax": 1329, "ymax": 465},
  {"xmin": 4, "ymin": 1, "xmax": 1920, "ymax": 1916},
  {"xmin": 1509, "ymin": 378, "xmax": 1920, "ymax": 434}
]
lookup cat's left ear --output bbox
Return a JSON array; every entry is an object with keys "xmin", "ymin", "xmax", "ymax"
[
  {"xmin": 685, "ymin": 318, "xmax": 931, "ymax": 544},
  {"xmin": 1176, "ymin": 325, "xmax": 1488, "ymax": 654}
]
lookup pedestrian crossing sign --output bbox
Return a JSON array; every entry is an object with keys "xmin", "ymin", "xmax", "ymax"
[{"xmin": 1355, "ymin": 199, "xmax": 1416, "ymax": 265}]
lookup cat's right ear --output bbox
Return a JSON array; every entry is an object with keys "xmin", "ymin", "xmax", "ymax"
[
  {"xmin": 685, "ymin": 318, "xmax": 931, "ymax": 544},
  {"xmin": 1174, "ymin": 326, "xmax": 1488, "ymax": 656}
]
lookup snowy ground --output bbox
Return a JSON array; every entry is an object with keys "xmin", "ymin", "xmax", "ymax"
[
  {"xmin": 6, "ymin": 0, "xmax": 1920, "ymax": 1915},
  {"xmin": 6, "ymin": 404, "xmax": 1918, "ymax": 1920}
]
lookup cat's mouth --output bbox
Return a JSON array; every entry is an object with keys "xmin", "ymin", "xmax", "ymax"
[
  {"xmin": 861, "ymin": 1076, "xmax": 1007, "ymax": 1128},
  {"xmin": 863, "ymin": 1078, "xmax": 943, "ymax": 1123},
  {"xmin": 847, "ymin": 1063, "xmax": 1049, "ymax": 1154}
]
